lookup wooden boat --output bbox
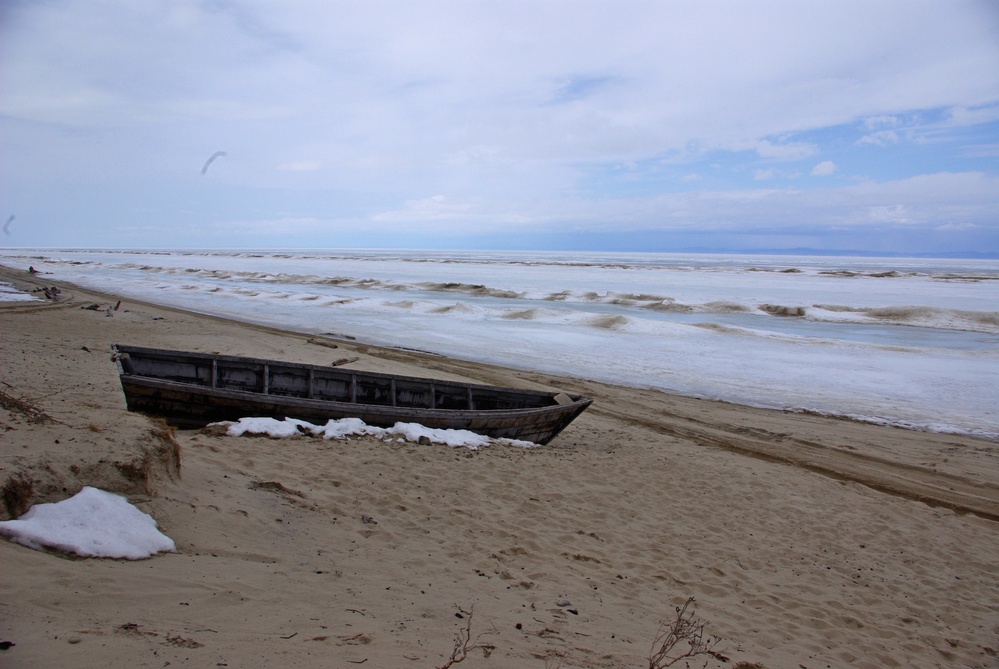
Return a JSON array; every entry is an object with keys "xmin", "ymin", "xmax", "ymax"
[{"xmin": 112, "ymin": 344, "xmax": 592, "ymax": 445}]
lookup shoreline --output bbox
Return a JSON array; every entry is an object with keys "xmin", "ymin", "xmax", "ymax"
[
  {"xmin": 4, "ymin": 263, "xmax": 998, "ymax": 519},
  {"xmin": 2, "ymin": 263, "xmax": 998, "ymax": 667},
  {"xmin": 5, "ymin": 251, "xmax": 998, "ymax": 442},
  {"xmin": 5, "ymin": 259, "xmax": 997, "ymax": 441}
]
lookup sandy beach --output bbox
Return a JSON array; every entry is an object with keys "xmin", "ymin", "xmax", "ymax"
[{"xmin": 1, "ymin": 264, "xmax": 997, "ymax": 668}]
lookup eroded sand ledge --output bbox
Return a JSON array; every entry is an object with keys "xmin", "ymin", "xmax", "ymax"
[{"xmin": 1, "ymin": 265, "xmax": 997, "ymax": 668}]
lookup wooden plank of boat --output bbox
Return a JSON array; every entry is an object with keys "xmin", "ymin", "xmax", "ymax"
[{"xmin": 112, "ymin": 344, "xmax": 592, "ymax": 445}]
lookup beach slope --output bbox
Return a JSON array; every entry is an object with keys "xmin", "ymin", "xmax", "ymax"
[{"xmin": 1, "ymin": 266, "xmax": 997, "ymax": 668}]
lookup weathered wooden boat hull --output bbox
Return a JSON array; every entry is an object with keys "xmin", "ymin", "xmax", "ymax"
[{"xmin": 113, "ymin": 345, "xmax": 592, "ymax": 445}]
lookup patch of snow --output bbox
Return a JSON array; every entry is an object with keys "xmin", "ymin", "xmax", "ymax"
[
  {"xmin": 0, "ymin": 487, "xmax": 175, "ymax": 559},
  {"xmin": 0, "ymin": 281, "xmax": 38, "ymax": 302},
  {"xmin": 214, "ymin": 416, "xmax": 538, "ymax": 450}
]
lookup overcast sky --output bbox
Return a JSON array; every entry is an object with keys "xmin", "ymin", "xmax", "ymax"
[{"xmin": 2, "ymin": 1, "xmax": 998, "ymax": 254}]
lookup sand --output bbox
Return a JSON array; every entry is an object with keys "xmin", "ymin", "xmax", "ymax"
[{"xmin": 1, "ymin": 264, "xmax": 997, "ymax": 668}]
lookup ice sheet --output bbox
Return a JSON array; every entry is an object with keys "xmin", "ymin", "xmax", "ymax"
[{"xmin": 3, "ymin": 249, "xmax": 997, "ymax": 437}]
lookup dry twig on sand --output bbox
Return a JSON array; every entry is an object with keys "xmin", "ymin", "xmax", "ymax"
[
  {"xmin": 0, "ymin": 386, "xmax": 54, "ymax": 424},
  {"xmin": 436, "ymin": 603, "xmax": 495, "ymax": 668},
  {"xmin": 648, "ymin": 597, "xmax": 726, "ymax": 669}
]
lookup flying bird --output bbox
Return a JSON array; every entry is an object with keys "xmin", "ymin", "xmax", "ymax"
[
  {"xmin": 201, "ymin": 151, "xmax": 227, "ymax": 175},
  {"xmin": 3, "ymin": 215, "xmax": 13, "ymax": 235}
]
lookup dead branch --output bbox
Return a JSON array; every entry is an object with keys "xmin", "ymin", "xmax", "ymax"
[
  {"xmin": 0, "ymin": 387, "xmax": 54, "ymax": 424},
  {"xmin": 436, "ymin": 603, "xmax": 495, "ymax": 669},
  {"xmin": 648, "ymin": 597, "xmax": 725, "ymax": 669},
  {"xmin": 307, "ymin": 338, "xmax": 340, "ymax": 349},
  {"xmin": 332, "ymin": 357, "xmax": 360, "ymax": 366}
]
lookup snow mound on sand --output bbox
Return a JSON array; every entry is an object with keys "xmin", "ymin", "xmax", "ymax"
[
  {"xmin": 0, "ymin": 486, "xmax": 175, "ymax": 559},
  {"xmin": 216, "ymin": 416, "xmax": 537, "ymax": 450}
]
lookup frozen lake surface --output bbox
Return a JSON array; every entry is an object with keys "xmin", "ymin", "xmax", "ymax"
[{"xmin": 4, "ymin": 248, "xmax": 997, "ymax": 438}]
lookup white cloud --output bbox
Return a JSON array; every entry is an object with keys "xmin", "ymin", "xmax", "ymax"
[
  {"xmin": 935, "ymin": 222, "xmax": 977, "ymax": 231},
  {"xmin": 857, "ymin": 130, "xmax": 900, "ymax": 146},
  {"xmin": 8, "ymin": 1, "xmax": 997, "ymax": 163},
  {"xmin": 2, "ymin": 1, "xmax": 998, "ymax": 251},
  {"xmin": 863, "ymin": 115, "xmax": 898, "ymax": 129},
  {"xmin": 811, "ymin": 160, "xmax": 837, "ymax": 176},
  {"xmin": 460, "ymin": 171, "xmax": 999, "ymax": 235},
  {"xmin": 753, "ymin": 168, "xmax": 802, "ymax": 181},
  {"xmin": 373, "ymin": 195, "xmax": 475, "ymax": 223},
  {"xmin": 755, "ymin": 140, "xmax": 817, "ymax": 160},
  {"xmin": 947, "ymin": 104, "xmax": 999, "ymax": 127},
  {"xmin": 865, "ymin": 204, "xmax": 913, "ymax": 224}
]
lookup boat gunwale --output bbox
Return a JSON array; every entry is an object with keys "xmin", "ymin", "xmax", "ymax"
[
  {"xmin": 118, "ymin": 374, "xmax": 593, "ymax": 420},
  {"xmin": 112, "ymin": 344, "xmax": 593, "ymax": 412}
]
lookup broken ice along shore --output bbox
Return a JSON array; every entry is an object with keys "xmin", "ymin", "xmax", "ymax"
[{"xmin": 4, "ymin": 248, "xmax": 998, "ymax": 438}]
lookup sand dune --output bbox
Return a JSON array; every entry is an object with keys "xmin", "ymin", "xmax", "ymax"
[{"xmin": 1, "ymin": 265, "xmax": 997, "ymax": 668}]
